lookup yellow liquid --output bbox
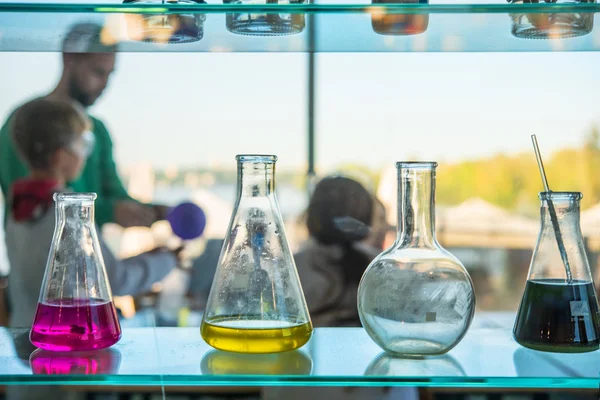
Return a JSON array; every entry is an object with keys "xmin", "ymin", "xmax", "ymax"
[
  {"xmin": 201, "ymin": 317, "xmax": 313, "ymax": 354},
  {"xmin": 201, "ymin": 350, "xmax": 313, "ymax": 375}
]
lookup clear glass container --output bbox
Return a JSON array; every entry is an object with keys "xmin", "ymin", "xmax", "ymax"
[
  {"xmin": 122, "ymin": 0, "xmax": 207, "ymax": 44},
  {"xmin": 30, "ymin": 193, "xmax": 121, "ymax": 352},
  {"xmin": 509, "ymin": 12, "xmax": 594, "ymax": 39},
  {"xmin": 371, "ymin": 0, "xmax": 429, "ymax": 36},
  {"xmin": 513, "ymin": 192, "xmax": 599, "ymax": 353},
  {"xmin": 357, "ymin": 162, "xmax": 475, "ymax": 356},
  {"xmin": 201, "ymin": 155, "xmax": 312, "ymax": 354},
  {"xmin": 224, "ymin": 0, "xmax": 306, "ymax": 36}
]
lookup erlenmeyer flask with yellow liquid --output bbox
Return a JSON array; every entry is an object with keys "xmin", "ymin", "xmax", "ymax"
[{"xmin": 200, "ymin": 155, "xmax": 312, "ymax": 353}]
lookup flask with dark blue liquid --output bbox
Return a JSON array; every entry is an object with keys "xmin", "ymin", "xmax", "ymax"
[{"xmin": 513, "ymin": 192, "xmax": 600, "ymax": 353}]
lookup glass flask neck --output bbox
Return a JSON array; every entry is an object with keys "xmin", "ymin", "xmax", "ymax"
[
  {"xmin": 396, "ymin": 162, "xmax": 437, "ymax": 248},
  {"xmin": 539, "ymin": 192, "xmax": 581, "ymax": 231},
  {"xmin": 530, "ymin": 191, "xmax": 595, "ymax": 283},
  {"xmin": 54, "ymin": 193, "xmax": 97, "ymax": 226},
  {"xmin": 236, "ymin": 155, "xmax": 277, "ymax": 198}
]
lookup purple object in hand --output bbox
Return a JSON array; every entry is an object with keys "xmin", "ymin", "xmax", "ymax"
[{"xmin": 166, "ymin": 202, "xmax": 206, "ymax": 240}]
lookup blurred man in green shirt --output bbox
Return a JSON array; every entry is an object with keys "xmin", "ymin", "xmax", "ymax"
[{"xmin": 0, "ymin": 23, "xmax": 163, "ymax": 228}]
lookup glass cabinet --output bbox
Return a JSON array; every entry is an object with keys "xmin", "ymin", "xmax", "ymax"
[{"xmin": 0, "ymin": 0, "xmax": 598, "ymax": 395}]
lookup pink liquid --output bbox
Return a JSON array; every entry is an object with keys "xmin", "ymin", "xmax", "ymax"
[
  {"xmin": 30, "ymin": 299, "xmax": 121, "ymax": 351},
  {"xmin": 30, "ymin": 349, "xmax": 121, "ymax": 375}
]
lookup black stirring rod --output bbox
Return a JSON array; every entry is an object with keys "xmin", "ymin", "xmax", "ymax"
[{"xmin": 531, "ymin": 135, "xmax": 573, "ymax": 283}]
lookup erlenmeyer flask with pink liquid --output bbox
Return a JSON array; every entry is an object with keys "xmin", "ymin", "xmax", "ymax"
[{"xmin": 30, "ymin": 193, "xmax": 121, "ymax": 352}]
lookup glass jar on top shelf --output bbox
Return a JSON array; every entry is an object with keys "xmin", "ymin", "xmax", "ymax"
[
  {"xmin": 371, "ymin": 0, "xmax": 429, "ymax": 36},
  {"xmin": 122, "ymin": 0, "xmax": 207, "ymax": 44},
  {"xmin": 509, "ymin": 12, "xmax": 593, "ymax": 39},
  {"xmin": 224, "ymin": 0, "xmax": 306, "ymax": 36}
]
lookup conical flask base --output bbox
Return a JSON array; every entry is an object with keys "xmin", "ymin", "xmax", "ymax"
[
  {"xmin": 201, "ymin": 317, "xmax": 312, "ymax": 354},
  {"xmin": 513, "ymin": 279, "xmax": 599, "ymax": 353},
  {"xmin": 30, "ymin": 299, "xmax": 122, "ymax": 352}
]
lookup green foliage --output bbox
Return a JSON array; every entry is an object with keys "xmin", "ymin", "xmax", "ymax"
[
  {"xmin": 153, "ymin": 127, "xmax": 600, "ymax": 216},
  {"xmin": 436, "ymin": 127, "xmax": 600, "ymax": 215}
]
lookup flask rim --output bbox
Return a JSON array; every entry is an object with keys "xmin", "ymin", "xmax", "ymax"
[
  {"xmin": 53, "ymin": 192, "xmax": 98, "ymax": 202},
  {"xmin": 396, "ymin": 161, "xmax": 438, "ymax": 169},
  {"xmin": 538, "ymin": 191, "xmax": 582, "ymax": 201},
  {"xmin": 236, "ymin": 154, "xmax": 278, "ymax": 164}
]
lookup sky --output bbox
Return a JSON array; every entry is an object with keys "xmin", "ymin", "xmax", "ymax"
[{"xmin": 2, "ymin": 51, "xmax": 599, "ymax": 173}]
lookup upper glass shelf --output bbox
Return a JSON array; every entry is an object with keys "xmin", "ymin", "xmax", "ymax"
[
  {"xmin": 0, "ymin": 313, "xmax": 598, "ymax": 388},
  {"xmin": 1, "ymin": 0, "xmax": 600, "ymax": 52}
]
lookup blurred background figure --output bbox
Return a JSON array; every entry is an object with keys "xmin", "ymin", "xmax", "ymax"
[
  {"xmin": 294, "ymin": 176, "xmax": 382, "ymax": 327},
  {"xmin": 5, "ymin": 98, "xmax": 180, "ymax": 329},
  {"xmin": 0, "ymin": 22, "xmax": 172, "ymax": 326},
  {"xmin": 187, "ymin": 237, "xmax": 225, "ymax": 312},
  {"xmin": 0, "ymin": 22, "xmax": 167, "ymax": 230},
  {"xmin": 365, "ymin": 197, "xmax": 395, "ymax": 251}
]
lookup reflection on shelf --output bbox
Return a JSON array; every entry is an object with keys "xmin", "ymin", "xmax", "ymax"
[
  {"xmin": 371, "ymin": 0, "xmax": 429, "ymax": 36},
  {"xmin": 365, "ymin": 352, "xmax": 466, "ymax": 377},
  {"xmin": 511, "ymin": 347, "xmax": 579, "ymax": 377},
  {"xmin": 201, "ymin": 350, "xmax": 313, "ymax": 375},
  {"xmin": 29, "ymin": 348, "xmax": 122, "ymax": 375},
  {"xmin": 121, "ymin": 0, "xmax": 207, "ymax": 43},
  {"xmin": 510, "ymin": 12, "xmax": 594, "ymax": 38},
  {"xmin": 224, "ymin": 0, "xmax": 306, "ymax": 36}
]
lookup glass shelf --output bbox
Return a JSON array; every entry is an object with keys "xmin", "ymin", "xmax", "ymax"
[
  {"xmin": 0, "ymin": 313, "xmax": 598, "ymax": 388},
  {"xmin": 0, "ymin": 1, "xmax": 599, "ymax": 52}
]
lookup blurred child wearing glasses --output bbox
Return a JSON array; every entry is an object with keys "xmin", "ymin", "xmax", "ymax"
[{"xmin": 5, "ymin": 98, "xmax": 177, "ymax": 328}]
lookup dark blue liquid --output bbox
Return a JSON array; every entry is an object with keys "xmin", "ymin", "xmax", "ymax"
[{"xmin": 513, "ymin": 279, "xmax": 599, "ymax": 353}]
